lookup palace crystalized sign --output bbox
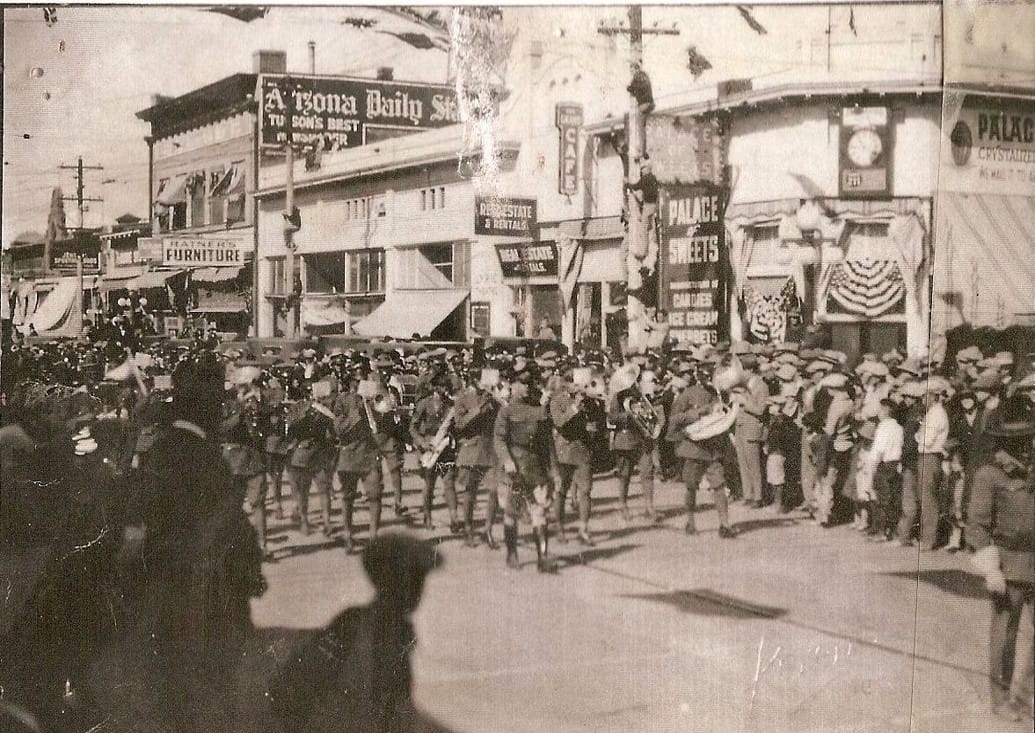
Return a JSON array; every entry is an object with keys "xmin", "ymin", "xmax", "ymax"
[
  {"xmin": 474, "ymin": 196, "xmax": 537, "ymax": 236},
  {"xmin": 260, "ymin": 74, "xmax": 460, "ymax": 149},
  {"xmin": 659, "ymin": 184, "xmax": 728, "ymax": 346}
]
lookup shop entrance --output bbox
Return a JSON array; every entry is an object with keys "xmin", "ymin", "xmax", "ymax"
[{"xmin": 829, "ymin": 321, "xmax": 906, "ymax": 364}]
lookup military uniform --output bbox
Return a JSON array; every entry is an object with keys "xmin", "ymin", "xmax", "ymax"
[
  {"xmin": 221, "ymin": 394, "xmax": 272, "ymax": 555},
  {"xmin": 549, "ymin": 387, "xmax": 602, "ymax": 544},
  {"xmin": 968, "ymin": 454, "xmax": 1035, "ymax": 715},
  {"xmin": 666, "ymin": 383, "xmax": 735, "ymax": 536},
  {"xmin": 609, "ymin": 392, "xmax": 663, "ymax": 521},
  {"xmin": 333, "ymin": 391, "xmax": 381, "ymax": 548},
  {"xmin": 371, "ymin": 396, "xmax": 410, "ymax": 517},
  {"xmin": 409, "ymin": 392, "xmax": 459, "ymax": 529},
  {"xmin": 452, "ymin": 385, "xmax": 499, "ymax": 546},
  {"xmin": 287, "ymin": 402, "xmax": 338, "ymax": 536}
]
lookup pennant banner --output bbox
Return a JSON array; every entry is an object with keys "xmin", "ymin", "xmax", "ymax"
[{"xmin": 827, "ymin": 258, "xmax": 904, "ymax": 318}]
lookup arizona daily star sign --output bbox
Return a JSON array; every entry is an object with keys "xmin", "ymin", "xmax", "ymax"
[
  {"xmin": 260, "ymin": 74, "xmax": 459, "ymax": 149},
  {"xmin": 659, "ymin": 184, "xmax": 728, "ymax": 346}
]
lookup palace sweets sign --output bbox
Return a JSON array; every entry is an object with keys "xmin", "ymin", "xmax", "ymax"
[
  {"xmin": 259, "ymin": 74, "xmax": 460, "ymax": 150},
  {"xmin": 659, "ymin": 184, "xmax": 728, "ymax": 346}
]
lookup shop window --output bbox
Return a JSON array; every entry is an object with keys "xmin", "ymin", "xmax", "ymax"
[
  {"xmin": 347, "ymin": 249, "xmax": 385, "ymax": 294},
  {"xmin": 304, "ymin": 252, "xmax": 347, "ymax": 293},
  {"xmin": 171, "ymin": 202, "xmax": 187, "ymax": 230},
  {"xmin": 471, "ymin": 302, "xmax": 491, "ymax": 337},
  {"xmin": 209, "ymin": 163, "xmax": 242, "ymax": 226}
]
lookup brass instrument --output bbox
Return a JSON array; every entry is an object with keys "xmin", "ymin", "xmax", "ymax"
[
  {"xmin": 627, "ymin": 393, "xmax": 664, "ymax": 440},
  {"xmin": 420, "ymin": 405, "xmax": 455, "ymax": 470}
]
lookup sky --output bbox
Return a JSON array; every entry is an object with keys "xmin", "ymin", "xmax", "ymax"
[
  {"xmin": 3, "ymin": 2, "xmax": 1031, "ymax": 247},
  {"xmin": 2, "ymin": 5, "xmax": 451, "ymax": 243}
]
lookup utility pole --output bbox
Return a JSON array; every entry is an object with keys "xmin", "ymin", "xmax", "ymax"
[
  {"xmin": 598, "ymin": 8, "xmax": 678, "ymax": 355},
  {"xmin": 60, "ymin": 156, "xmax": 104, "ymax": 230}
]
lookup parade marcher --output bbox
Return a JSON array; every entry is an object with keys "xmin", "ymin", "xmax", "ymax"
[
  {"xmin": 370, "ymin": 379, "xmax": 411, "ymax": 520},
  {"xmin": 549, "ymin": 366, "xmax": 605, "ymax": 545},
  {"xmin": 409, "ymin": 374, "xmax": 459, "ymax": 530},
  {"xmin": 333, "ymin": 376, "xmax": 383, "ymax": 551},
  {"xmin": 121, "ymin": 352, "xmax": 264, "ymax": 732},
  {"xmin": 269, "ymin": 533, "xmax": 441, "ymax": 733},
  {"xmin": 609, "ymin": 364, "xmax": 664, "ymax": 523},
  {"xmin": 221, "ymin": 370, "xmax": 274, "ymax": 559},
  {"xmin": 666, "ymin": 360, "xmax": 738, "ymax": 538},
  {"xmin": 286, "ymin": 379, "xmax": 339, "ymax": 537},
  {"xmin": 966, "ymin": 395, "xmax": 1035, "ymax": 722},
  {"xmin": 452, "ymin": 366, "xmax": 502, "ymax": 548},
  {"xmin": 494, "ymin": 362, "xmax": 559, "ymax": 571}
]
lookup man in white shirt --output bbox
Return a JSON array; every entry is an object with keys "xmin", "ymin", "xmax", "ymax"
[
  {"xmin": 869, "ymin": 398, "xmax": 904, "ymax": 541},
  {"xmin": 915, "ymin": 377, "xmax": 952, "ymax": 550}
]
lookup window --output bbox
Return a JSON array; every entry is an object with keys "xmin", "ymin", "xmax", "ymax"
[
  {"xmin": 268, "ymin": 257, "xmax": 286, "ymax": 295},
  {"xmin": 344, "ymin": 198, "xmax": 369, "ymax": 222},
  {"xmin": 188, "ymin": 172, "xmax": 206, "ymax": 227},
  {"xmin": 470, "ymin": 302, "xmax": 491, "ymax": 337},
  {"xmin": 419, "ymin": 187, "xmax": 447, "ymax": 211},
  {"xmin": 347, "ymin": 249, "xmax": 385, "ymax": 294},
  {"xmin": 420, "ymin": 244, "xmax": 453, "ymax": 282},
  {"xmin": 304, "ymin": 252, "xmax": 347, "ymax": 293}
]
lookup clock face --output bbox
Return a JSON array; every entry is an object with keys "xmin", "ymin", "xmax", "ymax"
[{"xmin": 847, "ymin": 128, "xmax": 883, "ymax": 167}]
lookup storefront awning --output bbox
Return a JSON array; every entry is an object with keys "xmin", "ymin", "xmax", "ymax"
[
  {"xmin": 193, "ymin": 266, "xmax": 243, "ymax": 283},
  {"xmin": 352, "ymin": 289, "xmax": 467, "ymax": 339},
  {"xmin": 131, "ymin": 270, "xmax": 182, "ymax": 290},
  {"xmin": 99, "ymin": 273, "xmax": 141, "ymax": 293},
  {"xmin": 558, "ymin": 216, "xmax": 624, "ymax": 241},
  {"xmin": 934, "ymin": 192, "xmax": 1035, "ymax": 328},
  {"xmin": 192, "ymin": 290, "xmax": 248, "ymax": 313},
  {"xmin": 156, "ymin": 177, "xmax": 187, "ymax": 206}
]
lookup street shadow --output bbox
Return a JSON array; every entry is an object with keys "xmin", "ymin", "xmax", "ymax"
[
  {"xmin": 883, "ymin": 568, "xmax": 988, "ymax": 600},
  {"xmin": 730, "ymin": 516, "xmax": 802, "ymax": 535},
  {"xmin": 621, "ymin": 588, "xmax": 788, "ymax": 619},
  {"xmin": 555, "ymin": 542, "xmax": 640, "ymax": 568}
]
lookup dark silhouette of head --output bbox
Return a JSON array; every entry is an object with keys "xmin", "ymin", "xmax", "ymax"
[{"xmin": 362, "ymin": 533, "xmax": 441, "ymax": 614}]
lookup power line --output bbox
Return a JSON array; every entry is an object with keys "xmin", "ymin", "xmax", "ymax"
[{"xmin": 59, "ymin": 156, "xmax": 104, "ymax": 230}]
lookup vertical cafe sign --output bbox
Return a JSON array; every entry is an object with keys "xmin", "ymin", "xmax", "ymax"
[
  {"xmin": 556, "ymin": 103, "xmax": 583, "ymax": 195},
  {"xmin": 659, "ymin": 184, "xmax": 727, "ymax": 346}
]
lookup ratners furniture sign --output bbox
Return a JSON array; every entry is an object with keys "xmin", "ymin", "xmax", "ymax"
[
  {"xmin": 659, "ymin": 184, "xmax": 728, "ymax": 346},
  {"xmin": 494, "ymin": 242, "xmax": 558, "ymax": 278},
  {"xmin": 260, "ymin": 74, "xmax": 459, "ymax": 149},
  {"xmin": 162, "ymin": 238, "xmax": 245, "ymax": 267},
  {"xmin": 475, "ymin": 196, "xmax": 537, "ymax": 236}
]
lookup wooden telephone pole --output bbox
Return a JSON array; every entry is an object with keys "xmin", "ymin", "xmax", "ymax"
[{"xmin": 598, "ymin": 8, "xmax": 678, "ymax": 354}]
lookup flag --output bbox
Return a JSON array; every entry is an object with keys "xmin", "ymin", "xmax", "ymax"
[
  {"xmin": 42, "ymin": 8, "xmax": 58, "ymax": 26},
  {"xmin": 827, "ymin": 259, "xmax": 904, "ymax": 318},
  {"xmin": 686, "ymin": 46, "xmax": 713, "ymax": 79},
  {"xmin": 375, "ymin": 30, "xmax": 448, "ymax": 51},
  {"xmin": 849, "ymin": 6, "xmax": 858, "ymax": 36},
  {"xmin": 206, "ymin": 7, "xmax": 269, "ymax": 23},
  {"xmin": 736, "ymin": 6, "xmax": 767, "ymax": 35}
]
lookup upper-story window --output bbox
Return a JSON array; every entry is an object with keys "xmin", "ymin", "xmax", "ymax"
[
  {"xmin": 420, "ymin": 186, "xmax": 446, "ymax": 211},
  {"xmin": 344, "ymin": 198, "xmax": 369, "ymax": 222}
]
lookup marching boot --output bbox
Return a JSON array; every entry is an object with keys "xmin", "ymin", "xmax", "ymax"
[
  {"xmin": 271, "ymin": 471, "xmax": 286, "ymax": 520},
  {"xmin": 504, "ymin": 524, "xmax": 520, "ymax": 569},
  {"xmin": 463, "ymin": 491, "xmax": 478, "ymax": 546},
  {"xmin": 483, "ymin": 522, "xmax": 498, "ymax": 550},
  {"xmin": 320, "ymin": 491, "xmax": 333, "ymax": 537},
  {"xmin": 342, "ymin": 498, "xmax": 355, "ymax": 553},
  {"xmin": 577, "ymin": 525, "xmax": 595, "ymax": 547},
  {"xmin": 296, "ymin": 482, "xmax": 311, "ymax": 536},
  {"xmin": 618, "ymin": 480, "xmax": 632, "ymax": 521},
  {"xmin": 857, "ymin": 504, "xmax": 871, "ymax": 533},
  {"xmin": 534, "ymin": 527, "xmax": 558, "ymax": 573},
  {"xmin": 369, "ymin": 497, "xmax": 381, "ymax": 541},
  {"xmin": 464, "ymin": 521, "xmax": 479, "ymax": 548},
  {"xmin": 554, "ymin": 503, "xmax": 568, "ymax": 544},
  {"xmin": 715, "ymin": 487, "xmax": 737, "ymax": 538}
]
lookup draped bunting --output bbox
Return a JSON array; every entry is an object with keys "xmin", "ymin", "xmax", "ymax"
[
  {"xmin": 745, "ymin": 277, "xmax": 796, "ymax": 343},
  {"xmin": 827, "ymin": 259, "xmax": 904, "ymax": 318},
  {"xmin": 557, "ymin": 234, "xmax": 584, "ymax": 311}
]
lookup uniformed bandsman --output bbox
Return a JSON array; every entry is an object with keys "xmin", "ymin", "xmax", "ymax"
[
  {"xmin": 453, "ymin": 366, "xmax": 503, "ymax": 548},
  {"xmin": 409, "ymin": 374, "xmax": 459, "ymax": 530}
]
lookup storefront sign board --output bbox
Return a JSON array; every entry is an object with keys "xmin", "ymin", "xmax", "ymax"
[
  {"xmin": 50, "ymin": 239, "xmax": 101, "ymax": 274},
  {"xmin": 556, "ymin": 103, "xmax": 583, "ymax": 195},
  {"xmin": 259, "ymin": 74, "xmax": 459, "ymax": 149},
  {"xmin": 162, "ymin": 237, "xmax": 246, "ymax": 267},
  {"xmin": 475, "ymin": 196, "xmax": 537, "ymax": 236},
  {"xmin": 495, "ymin": 242, "xmax": 558, "ymax": 278},
  {"xmin": 645, "ymin": 116, "xmax": 725, "ymax": 185},
  {"xmin": 940, "ymin": 93, "xmax": 1035, "ymax": 197},
  {"xmin": 659, "ymin": 184, "xmax": 728, "ymax": 346}
]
